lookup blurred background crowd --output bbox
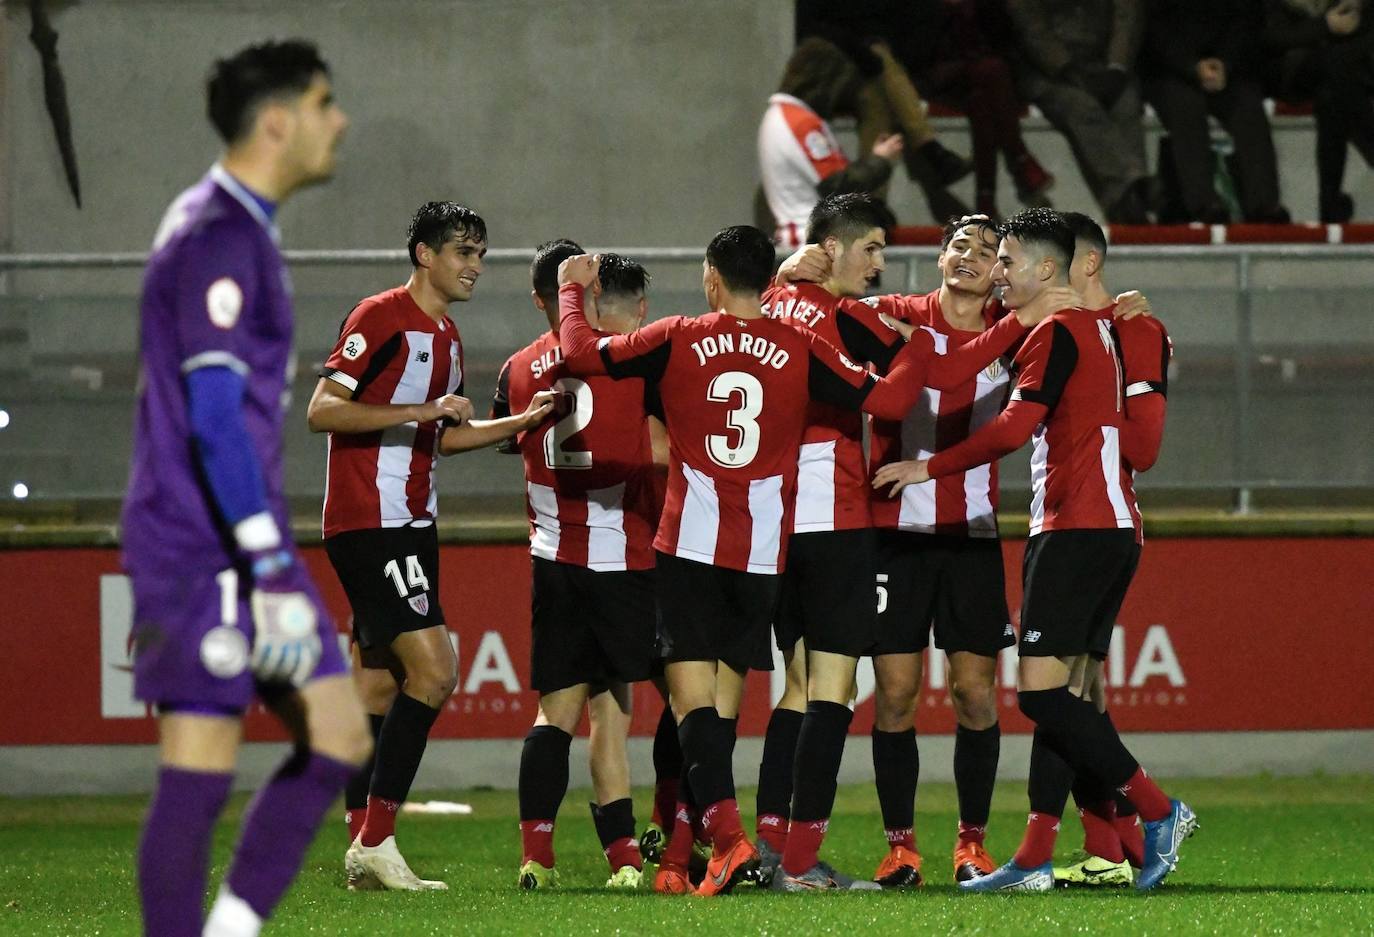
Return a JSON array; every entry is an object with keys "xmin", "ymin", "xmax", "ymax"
[{"xmin": 758, "ymin": 0, "xmax": 1374, "ymax": 243}]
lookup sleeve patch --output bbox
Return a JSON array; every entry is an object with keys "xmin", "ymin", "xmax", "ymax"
[
  {"xmin": 206, "ymin": 277, "xmax": 243, "ymax": 330},
  {"xmin": 341, "ymin": 332, "xmax": 368, "ymax": 360},
  {"xmin": 804, "ymin": 129, "xmax": 833, "ymax": 161}
]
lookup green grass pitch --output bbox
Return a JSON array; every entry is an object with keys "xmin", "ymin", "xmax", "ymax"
[{"xmin": 2, "ymin": 775, "xmax": 1371, "ymax": 935}]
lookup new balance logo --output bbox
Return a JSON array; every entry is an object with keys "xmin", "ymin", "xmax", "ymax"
[
  {"xmin": 759, "ymin": 815, "xmax": 782, "ymax": 828},
  {"xmin": 1024, "ymin": 630, "xmax": 1042, "ymax": 643},
  {"xmin": 415, "ymin": 350, "xmax": 430, "ymax": 363},
  {"xmin": 533, "ymin": 822, "xmax": 553, "ymax": 833},
  {"xmin": 1003, "ymin": 623, "xmax": 1015, "ymax": 637}
]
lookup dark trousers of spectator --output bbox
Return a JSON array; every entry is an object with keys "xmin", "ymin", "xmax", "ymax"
[
  {"xmin": 1145, "ymin": 77, "xmax": 1283, "ymax": 222},
  {"xmin": 918, "ymin": 55, "xmax": 1032, "ymax": 199},
  {"xmin": 1031, "ymin": 79, "xmax": 1148, "ymax": 216},
  {"xmin": 1283, "ymin": 38, "xmax": 1374, "ymax": 215}
]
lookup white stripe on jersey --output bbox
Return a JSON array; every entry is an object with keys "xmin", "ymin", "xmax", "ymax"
[
  {"xmin": 1028, "ymin": 425, "xmax": 1049, "ymax": 536},
  {"xmin": 963, "ymin": 463, "xmax": 997, "ymax": 538},
  {"xmin": 674, "ymin": 464, "xmax": 720, "ymax": 565},
  {"xmin": 1099, "ymin": 426, "xmax": 1135, "ymax": 528},
  {"xmin": 794, "ymin": 440, "xmax": 838, "ymax": 534},
  {"xmin": 896, "ymin": 384, "xmax": 939, "ymax": 531},
  {"xmin": 586, "ymin": 482, "xmax": 629, "ymax": 572},
  {"xmin": 746, "ymin": 474, "xmax": 785, "ymax": 574},
  {"xmin": 1125, "ymin": 380, "xmax": 1154, "ymax": 397},
  {"xmin": 377, "ymin": 332, "xmax": 434, "ymax": 526},
  {"xmin": 527, "ymin": 481, "xmax": 563, "ymax": 562}
]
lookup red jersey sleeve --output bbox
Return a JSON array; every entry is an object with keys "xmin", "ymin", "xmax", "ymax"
[
  {"xmin": 321, "ymin": 299, "xmax": 402, "ymax": 397},
  {"xmin": 1120, "ymin": 319, "xmax": 1171, "ymax": 472},
  {"xmin": 925, "ymin": 318, "xmax": 1074, "ymax": 477},
  {"xmin": 833, "ymin": 296, "xmax": 908, "ymax": 370},
  {"xmin": 558, "ymin": 283, "xmax": 673, "ymax": 382},
  {"xmin": 805, "ymin": 326, "xmax": 935, "ymax": 419}
]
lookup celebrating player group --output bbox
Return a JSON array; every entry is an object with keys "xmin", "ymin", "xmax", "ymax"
[{"xmin": 124, "ymin": 38, "xmax": 1192, "ymax": 935}]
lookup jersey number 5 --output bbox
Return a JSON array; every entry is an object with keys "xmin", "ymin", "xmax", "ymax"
[
  {"xmin": 543, "ymin": 377, "xmax": 594, "ymax": 470},
  {"xmin": 706, "ymin": 371, "xmax": 763, "ymax": 468}
]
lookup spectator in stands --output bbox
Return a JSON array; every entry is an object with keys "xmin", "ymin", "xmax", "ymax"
[
  {"xmin": 1005, "ymin": 0, "xmax": 1154, "ymax": 224},
  {"xmin": 795, "ymin": 1, "xmax": 975, "ymax": 222},
  {"xmin": 758, "ymin": 37, "xmax": 905, "ymax": 248},
  {"xmin": 1263, "ymin": 0, "xmax": 1374, "ymax": 222},
  {"xmin": 1141, "ymin": 0, "xmax": 1291, "ymax": 223},
  {"xmin": 872, "ymin": 0, "xmax": 1055, "ymax": 220}
]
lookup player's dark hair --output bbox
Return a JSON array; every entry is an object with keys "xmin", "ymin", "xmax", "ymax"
[
  {"xmin": 806, "ymin": 192, "xmax": 895, "ymax": 245},
  {"xmin": 597, "ymin": 253, "xmax": 651, "ymax": 301},
  {"xmin": 531, "ymin": 238, "xmax": 584, "ymax": 302},
  {"xmin": 705, "ymin": 225, "xmax": 776, "ymax": 296},
  {"xmin": 407, "ymin": 202, "xmax": 487, "ymax": 267},
  {"xmin": 1061, "ymin": 211, "xmax": 1108, "ymax": 260},
  {"xmin": 999, "ymin": 207, "xmax": 1075, "ymax": 273},
  {"xmin": 940, "ymin": 213, "xmax": 999, "ymax": 250},
  {"xmin": 207, "ymin": 39, "xmax": 330, "ymax": 144}
]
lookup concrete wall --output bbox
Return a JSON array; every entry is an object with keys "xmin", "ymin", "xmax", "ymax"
[
  {"xmin": 3, "ymin": 0, "xmax": 793, "ymax": 254},
  {"xmin": 7, "ymin": 0, "xmax": 1374, "ymax": 262}
]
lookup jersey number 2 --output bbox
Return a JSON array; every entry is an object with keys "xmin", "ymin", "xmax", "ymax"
[
  {"xmin": 543, "ymin": 378, "xmax": 594, "ymax": 470},
  {"xmin": 706, "ymin": 371, "xmax": 763, "ymax": 468}
]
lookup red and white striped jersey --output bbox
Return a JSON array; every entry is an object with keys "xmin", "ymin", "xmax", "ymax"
[
  {"xmin": 320, "ymin": 286, "xmax": 462, "ymax": 537},
  {"xmin": 869, "ymin": 290, "xmax": 1013, "ymax": 538},
  {"xmin": 759, "ymin": 93, "xmax": 848, "ymax": 249},
  {"xmin": 928, "ymin": 305, "xmax": 1139, "ymax": 539},
  {"xmin": 760, "ymin": 282, "xmax": 906, "ymax": 533},
  {"xmin": 493, "ymin": 330, "xmax": 660, "ymax": 572},
  {"xmin": 557, "ymin": 284, "xmax": 933, "ymax": 574}
]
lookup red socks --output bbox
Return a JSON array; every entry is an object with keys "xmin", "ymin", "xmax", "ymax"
[
  {"xmin": 520, "ymin": 819, "xmax": 555, "ymax": 867},
  {"xmin": 956, "ymin": 821, "xmax": 986, "ymax": 848},
  {"xmin": 652, "ymin": 778, "xmax": 679, "ymax": 830},
  {"xmin": 358, "ymin": 796, "xmax": 400, "ymax": 848},
  {"xmin": 781, "ymin": 818, "xmax": 828, "ymax": 876},
  {"xmin": 700, "ymin": 798, "xmax": 746, "ymax": 855},
  {"xmin": 1079, "ymin": 801, "xmax": 1125, "ymax": 863},
  {"xmin": 662, "ymin": 802, "xmax": 696, "ymax": 869},
  {"xmin": 1012, "ymin": 812, "xmax": 1061, "ymax": 868},
  {"xmin": 1116, "ymin": 813, "xmax": 1145, "ymax": 867},
  {"xmin": 1117, "ymin": 767, "xmax": 1171, "ymax": 822},
  {"xmin": 345, "ymin": 808, "xmax": 365, "ymax": 843},
  {"xmin": 756, "ymin": 813, "xmax": 787, "ymax": 853},
  {"xmin": 886, "ymin": 826, "xmax": 916, "ymax": 852},
  {"xmin": 604, "ymin": 836, "xmax": 642, "ymax": 872}
]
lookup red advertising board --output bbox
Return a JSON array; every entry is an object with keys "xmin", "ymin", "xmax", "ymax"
[{"xmin": 2, "ymin": 538, "xmax": 1372, "ymax": 745}]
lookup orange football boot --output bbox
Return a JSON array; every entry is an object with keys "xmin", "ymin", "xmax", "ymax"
[
  {"xmin": 654, "ymin": 862, "xmax": 694, "ymax": 894},
  {"xmin": 695, "ymin": 838, "xmax": 759, "ymax": 897},
  {"xmin": 874, "ymin": 845, "xmax": 924, "ymax": 888},
  {"xmin": 953, "ymin": 840, "xmax": 998, "ymax": 882}
]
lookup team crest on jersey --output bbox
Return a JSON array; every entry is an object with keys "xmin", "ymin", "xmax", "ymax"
[
  {"xmin": 205, "ymin": 277, "xmax": 243, "ymax": 330},
  {"xmin": 408, "ymin": 592, "xmax": 430, "ymax": 616},
  {"xmin": 804, "ymin": 130, "xmax": 832, "ymax": 160},
  {"xmin": 984, "ymin": 359, "xmax": 1004, "ymax": 381},
  {"xmin": 341, "ymin": 332, "xmax": 367, "ymax": 360},
  {"xmin": 859, "ymin": 296, "xmax": 881, "ymax": 308}
]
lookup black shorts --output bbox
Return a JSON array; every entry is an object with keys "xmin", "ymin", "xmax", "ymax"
[
  {"xmin": 1020, "ymin": 529, "xmax": 1140, "ymax": 659},
  {"xmin": 325, "ymin": 525, "xmax": 445, "ymax": 652},
  {"xmin": 872, "ymin": 529, "xmax": 1015, "ymax": 658},
  {"xmin": 655, "ymin": 551, "xmax": 778, "ymax": 674},
  {"xmin": 776, "ymin": 529, "xmax": 877, "ymax": 658},
  {"xmin": 531, "ymin": 556, "xmax": 657, "ymax": 694}
]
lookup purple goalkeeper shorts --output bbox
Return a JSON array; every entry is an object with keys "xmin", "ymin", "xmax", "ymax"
[{"xmin": 129, "ymin": 563, "xmax": 348, "ymax": 711}]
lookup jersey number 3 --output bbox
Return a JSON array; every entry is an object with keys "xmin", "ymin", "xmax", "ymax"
[
  {"xmin": 543, "ymin": 377, "xmax": 594, "ymax": 470},
  {"xmin": 706, "ymin": 371, "xmax": 763, "ymax": 468}
]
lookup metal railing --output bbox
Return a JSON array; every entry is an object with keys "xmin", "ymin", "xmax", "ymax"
[{"xmin": 3, "ymin": 245, "xmax": 1373, "ymax": 510}]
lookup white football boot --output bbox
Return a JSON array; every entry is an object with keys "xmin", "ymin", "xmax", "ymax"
[{"xmin": 345, "ymin": 834, "xmax": 448, "ymax": 891}]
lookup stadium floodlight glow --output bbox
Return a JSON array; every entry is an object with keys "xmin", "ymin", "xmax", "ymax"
[
  {"xmin": 0, "ymin": 409, "xmax": 9, "ymax": 429},
  {"xmin": 12, "ymin": 482, "xmax": 29, "ymax": 499}
]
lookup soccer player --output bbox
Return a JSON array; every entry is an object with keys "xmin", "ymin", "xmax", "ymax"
[
  {"xmin": 774, "ymin": 214, "xmax": 1150, "ymax": 885},
  {"xmin": 874, "ymin": 208, "xmax": 1196, "ymax": 893},
  {"xmin": 495, "ymin": 242, "xmax": 664, "ymax": 891},
  {"xmin": 307, "ymin": 202, "xmax": 555, "ymax": 890},
  {"xmin": 754, "ymin": 194, "xmax": 1056, "ymax": 891},
  {"xmin": 554, "ymin": 225, "xmax": 997, "ymax": 896},
  {"xmin": 122, "ymin": 40, "xmax": 369, "ymax": 937},
  {"xmin": 1052, "ymin": 212, "xmax": 1173, "ymax": 887}
]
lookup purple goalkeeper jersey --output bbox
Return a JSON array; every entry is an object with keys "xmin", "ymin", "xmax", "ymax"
[{"xmin": 121, "ymin": 165, "xmax": 295, "ymax": 575}]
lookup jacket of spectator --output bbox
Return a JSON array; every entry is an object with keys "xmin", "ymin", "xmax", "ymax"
[
  {"xmin": 1008, "ymin": 0, "xmax": 1144, "ymax": 80},
  {"xmin": 1141, "ymin": 0, "xmax": 1264, "ymax": 84}
]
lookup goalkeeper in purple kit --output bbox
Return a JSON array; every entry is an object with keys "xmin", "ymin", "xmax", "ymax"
[{"xmin": 121, "ymin": 39, "xmax": 370, "ymax": 937}]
